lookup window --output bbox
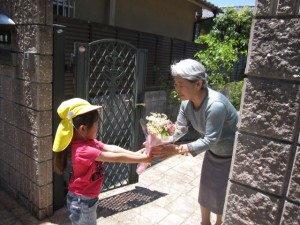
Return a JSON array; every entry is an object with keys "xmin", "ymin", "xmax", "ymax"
[{"xmin": 53, "ymin": 0, "xmax": 75, "ymax": 17}]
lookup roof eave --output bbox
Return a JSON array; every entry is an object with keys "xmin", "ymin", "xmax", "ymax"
[{"xmin": 187, "ymin": 0, "xmax": 223, "ymax": 14}]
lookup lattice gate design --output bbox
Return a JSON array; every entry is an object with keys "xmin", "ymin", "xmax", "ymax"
[{"xmin": 73, "ymin": 39, "xmax": 147, "ymax": 191}]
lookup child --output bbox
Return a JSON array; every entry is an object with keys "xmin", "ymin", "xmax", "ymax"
[{"xmin": 53, "ymin": 98, "xmax": 151, "ymax": 225}]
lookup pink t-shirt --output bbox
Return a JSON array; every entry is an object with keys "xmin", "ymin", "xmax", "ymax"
[{"xmin": 68, "ymin": 138, "xmax": 104, "ymax": 198}]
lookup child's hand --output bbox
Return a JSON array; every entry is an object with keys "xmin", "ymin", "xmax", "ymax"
[
  {"xmin": 137, "ymin": 149, "xmax": 152, "ymax": 163},
  {"xmin": 137, "ymin": 148, "xmax": 146, "ymax": 154},
  {"xmin": 143, "ymin": 153, "xmax": 153, "ymax": 164}
]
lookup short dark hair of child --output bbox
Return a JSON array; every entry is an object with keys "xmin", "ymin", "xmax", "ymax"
[{"xmin": 72, "ymin": 109, "xmax": 99, "ymax": 129}]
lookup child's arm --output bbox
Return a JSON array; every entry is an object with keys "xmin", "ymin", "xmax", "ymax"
[
  {"xmin": 95, "ymin": 144, "xmax": 151, "ymax": 163},
  {"xmin": 101, "ymin": 144, "xmax": 143, "ymax": 155}
]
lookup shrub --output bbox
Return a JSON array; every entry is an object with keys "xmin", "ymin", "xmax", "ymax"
[{"xmin": 194, "ymin": 7, "xmax": 253, "ymax": 109}]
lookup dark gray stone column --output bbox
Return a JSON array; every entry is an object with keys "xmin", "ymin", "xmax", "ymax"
[{"xmin": 223, "ymin": 0, "xmax": 300, "ymax": 224}]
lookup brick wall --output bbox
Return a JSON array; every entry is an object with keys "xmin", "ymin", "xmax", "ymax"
[
  {"xmin": 0, "ymin": 0, "xmax": 53, "ymax": 219},
  {"xmin": 223, "ymin": 0, "xmax": 300, "ymax": 224}
]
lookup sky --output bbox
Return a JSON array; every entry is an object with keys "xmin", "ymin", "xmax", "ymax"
[{"xmin": 208, "ymin": 0, "xmax": 256, "ymax": 7}]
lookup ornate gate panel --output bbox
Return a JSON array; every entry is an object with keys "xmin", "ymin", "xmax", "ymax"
[{"xmin": 73, "ymin": 39, "xmax": 147, "ymax": 191}]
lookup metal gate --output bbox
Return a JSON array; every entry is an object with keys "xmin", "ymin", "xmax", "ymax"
[{"xmin": 73, "ymin": 39, "xmax": 147, "ymax": 191}]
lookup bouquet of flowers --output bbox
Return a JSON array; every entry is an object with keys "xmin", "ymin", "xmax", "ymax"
[{"xmin": 136, "ymin": 112, "xmax": 188, "ymax": 175}]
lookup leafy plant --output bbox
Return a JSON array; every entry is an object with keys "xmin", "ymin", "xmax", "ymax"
[
  {"xmin": 195, "ymin": 35, "xmax": 239, "ymax": 90},
  {"xmin": 228, "ymin": 80, "xmax": 244, "ymax": 110},
  {"xmin": 194, "ymin": 7, "xmax": 253, "ymax": 109},
  {"xmin": 156, "ymin": 66, "xmax": 180, "ymax": 105},
  {"xmin": 211, "ymin": 7, "xmax": 253, "ymax": 54}
]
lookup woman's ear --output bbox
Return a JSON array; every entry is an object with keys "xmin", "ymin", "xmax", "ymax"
[{"xmin": 196, "ymin": 80, "xmax": 203, "ymax": 89}]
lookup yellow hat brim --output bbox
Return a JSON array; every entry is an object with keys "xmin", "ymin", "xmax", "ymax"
[{"xmin": 75, "ymin": 105, "xmax": 102, "ymax": 117}]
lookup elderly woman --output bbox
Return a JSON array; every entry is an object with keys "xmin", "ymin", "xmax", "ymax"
[{"xmin": 152, "ymin": 59, "xmax": 238, "ymax": 225}]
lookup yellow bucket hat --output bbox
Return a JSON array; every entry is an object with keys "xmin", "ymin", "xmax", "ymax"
[{"xmin": 53, "ymin": 98, "xmax": 102, "ymax": 152}]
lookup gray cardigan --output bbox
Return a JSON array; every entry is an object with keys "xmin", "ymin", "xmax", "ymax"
[{"xmin": 177, "ymin": 88, "xmax": 238, "ymax": 157}]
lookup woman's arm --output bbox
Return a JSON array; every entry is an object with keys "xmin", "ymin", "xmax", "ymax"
[
  {"xmin": 187, "ymin": 101, "xmax": 227, "ymax": 156},
  {"xmin": 154, "ymin": 102, "xmax": 226, "ymax": 159}
]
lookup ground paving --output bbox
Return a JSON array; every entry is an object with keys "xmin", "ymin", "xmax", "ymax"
[{"xmin": 0, "ymin": 153, "xmax": 217, "ymax": 225}]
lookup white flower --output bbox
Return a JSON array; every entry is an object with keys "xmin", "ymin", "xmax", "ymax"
[{"xmin": 146, "ymin": 113, "xmax": 175, "ymax": 136}]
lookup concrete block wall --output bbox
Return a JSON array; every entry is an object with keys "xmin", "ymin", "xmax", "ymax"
[
  {"xmin": 0, "ymin": 0, "xmax": 53, "ymax": 219},
  {"xmin": 223, "ymin": 0, "xmax": 300, "ymax": 224}
]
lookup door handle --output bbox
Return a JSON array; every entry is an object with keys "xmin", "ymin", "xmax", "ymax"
[
  {"xmin": 135, "ymin": 103, "xmax": 146, "ymax": 107},
  {"xmin": 125, "ymin": 99, "xmax": 145, "ymax": 107}
]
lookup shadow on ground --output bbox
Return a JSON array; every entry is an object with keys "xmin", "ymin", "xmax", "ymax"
[{"xmin": 97, "ymin": 186, "xmax": 167, "ymax": 218}]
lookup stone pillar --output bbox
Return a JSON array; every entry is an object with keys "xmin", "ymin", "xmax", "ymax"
[
  {"xmin": 0, "ymin": 0, "xmax": 53, "ymax": 219},
  {"xmin": 223, "ymin": 0, "xmax": 300, "ymax": 224}
]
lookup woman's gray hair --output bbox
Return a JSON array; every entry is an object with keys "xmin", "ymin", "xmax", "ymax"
[{"xmin": 171, "ymin": 59, "xmax": 208, "ymax": 89}]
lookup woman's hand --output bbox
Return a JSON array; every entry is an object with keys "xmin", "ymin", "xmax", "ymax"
[{"xmin": 151, "ymin": 144, "xmax": 178, "ymax": 160}]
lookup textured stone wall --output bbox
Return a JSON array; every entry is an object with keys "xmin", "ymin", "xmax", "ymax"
[
  {"xmin": 0, "ymin": 0, "xmax": 53, "ymax": 219},
  {"xmin": 223, "ymin": 0, "xmax": 300, "ymax": 224}
]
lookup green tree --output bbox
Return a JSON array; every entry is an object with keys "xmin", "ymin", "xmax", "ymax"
[
  {"xmin": 195, "ymin": 35, "xmax": 239, "ymax": 90},
  {"xmin": 210, "ymin": 7, "xmax": 253, "ymax": 54},
  {"xmin": 194, "ymin": 7, "xmax": 253, "ymax": 109}
]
